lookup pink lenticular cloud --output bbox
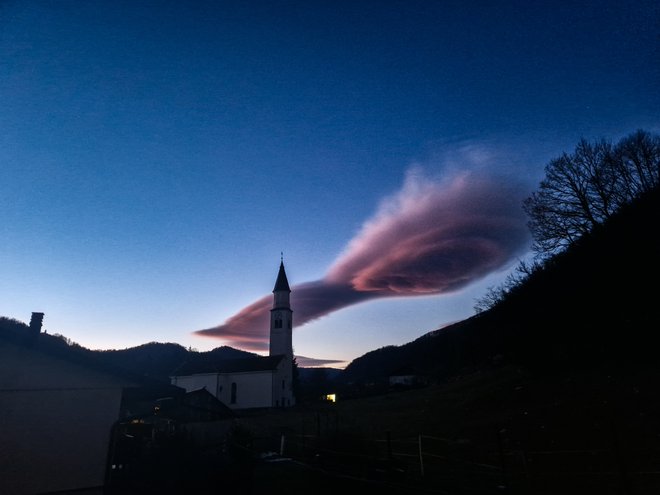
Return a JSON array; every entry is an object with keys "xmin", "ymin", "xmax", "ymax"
[
  {"xmin": 194, "ymin": 281, "xmax": 373, "ymax": 351},
  {"xmin": 194, "ymin": 170, "xmax": 530, "ymax": 351},
  {"xmin": 327, "ymin": 171, "xmax": 527, "ymax": 293}
]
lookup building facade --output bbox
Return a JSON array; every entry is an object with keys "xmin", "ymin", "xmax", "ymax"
[{"xmin": 0, "ymin": 313, "xmax": 178, "ymax": 495}]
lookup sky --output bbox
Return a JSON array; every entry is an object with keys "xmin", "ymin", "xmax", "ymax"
[{"xmin": 1, "ymin": 1, "xmax": 658, "ymax": 368}]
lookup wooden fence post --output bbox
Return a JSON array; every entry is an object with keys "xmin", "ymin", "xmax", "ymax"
[
  {"xmin": 496, "ymin": 427, "xmax": 508, "ymax": 489},
  {"xmin": 418, "ymin": 434, "xmax": 425, "ymax": 477},
  {"xmin": 387, "ymin": 430, "xmax": 392, "ymax": 460}
]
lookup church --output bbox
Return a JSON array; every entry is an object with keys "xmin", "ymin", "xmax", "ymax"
[{"xmin": 170, "ymin": 261, "xmax": 295, "ymax": 409}]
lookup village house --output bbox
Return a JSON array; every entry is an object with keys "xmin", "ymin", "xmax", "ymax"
[{"xmin": 0, "ymin": 313, "xmax": 180, "ymax": 495}]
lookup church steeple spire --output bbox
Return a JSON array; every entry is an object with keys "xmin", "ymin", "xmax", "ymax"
[
  {"xmin": 273, "ymin": 260, "xmax": 291, "ymax": 293},
  {"xmin": 270, "ymin": 259, "xmax": 293, "ymax": 359}
]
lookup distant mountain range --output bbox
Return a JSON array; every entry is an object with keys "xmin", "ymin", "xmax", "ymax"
[
  {"xmin": 93, "ymin": 342, "xmax": 342, "ymax": 387},
  {"xmin": 94, "ymin": 343, "xmax": 255, "ymax": 380},
  {"xmin": 3, "ymin": 187, "xmax": 657, "ymax": 397},
  {"xmin": 80, "ymin": 187, "xmax": 660, "ymax": 390}
]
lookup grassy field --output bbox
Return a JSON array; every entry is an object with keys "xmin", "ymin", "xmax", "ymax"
[{"xmin": 235, "ymin": 364, "xmax": 660, "ymax": 495}]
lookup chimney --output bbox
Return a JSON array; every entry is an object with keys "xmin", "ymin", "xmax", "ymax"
[{"xmin": 29, "ymin": 312, "xmax": 45, "ymax": 337}]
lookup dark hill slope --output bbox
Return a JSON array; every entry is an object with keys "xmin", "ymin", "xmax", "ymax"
[
  {"xmin": 96, "ymin": 343, "xmax": 256, "ymax": 381},
  {"xmin": 96, "ymin": 342, "xmax": 189, "ymax": 379},
  {"xmin": 342, "ymin": 186, "xmax": 660, "ymax": 383}
]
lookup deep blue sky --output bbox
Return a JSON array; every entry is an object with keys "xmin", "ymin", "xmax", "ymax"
[{"xmin": 1, "ymin": 1, "xmax": 658, "ymax": 366}]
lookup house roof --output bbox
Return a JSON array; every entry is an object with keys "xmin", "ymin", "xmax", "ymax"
[
  {"xmin": 273, "ymin": 261, "xmax": 291, "ymax": 292},
  {"xmin": 172, "ymin": 354, "xmax": 285, "ymax": 376},
  {"xmin": 179, "ymin": 388, "xmax": 236, "ymax": 418},
  {"xmin": 122, "ymin": 387, "xmax": 235, "ymax": 422}
]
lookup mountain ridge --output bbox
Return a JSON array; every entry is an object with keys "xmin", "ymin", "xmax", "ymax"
[{"xmin": 3, "ymin": 186, "xmax": 657, "ymax": 390}]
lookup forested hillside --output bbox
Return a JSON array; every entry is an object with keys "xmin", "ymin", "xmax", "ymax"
[{"xmin": 342, "ymin": 131, "xmax": 660, "ymax": 386}]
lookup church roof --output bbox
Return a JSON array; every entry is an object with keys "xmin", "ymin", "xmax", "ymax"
[
  {"xmin": 171, "ymin": 354, "xmax": 285, "ymax": 376},
  {"xmin": 273, "ymin": 261, "xmax": 291, "ymax": 292}
]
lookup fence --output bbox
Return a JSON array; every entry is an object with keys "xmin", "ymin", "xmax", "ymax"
[{"xmin": 244, "ymin": 411, "xmax": 660, "ymax": 495}]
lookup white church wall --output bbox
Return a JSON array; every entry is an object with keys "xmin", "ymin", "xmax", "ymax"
[
  {"xmin": 171, "ymin": 370, "xmax": 275, "ymax": 409},
  {"xmin": 271, "ymin": 357, "xmax": 295, "ymax": 407},
  {"xmin": 217, "ymin": 371, "xmax": 273, "ymax": 409}
]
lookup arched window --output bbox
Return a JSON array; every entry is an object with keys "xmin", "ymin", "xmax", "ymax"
[{"xmin": 230, "ymin": 382, "xmax": 237, "ymax": 404}]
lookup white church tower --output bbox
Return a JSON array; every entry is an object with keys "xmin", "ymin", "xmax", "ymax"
[
  {"xmin": 269, "ymin": 259, "xmax": 295, "ymax": 407},
  {"xmin": 270, "ymin": 259, "xmax": 293, "ymax": 359}
]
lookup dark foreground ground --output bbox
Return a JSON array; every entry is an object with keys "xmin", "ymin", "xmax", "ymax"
[
  {"xmin": 105, "ymin": 453, "xmax": 439, "ymax": 495},
  {"xmin": 238, "ymin": 364, "xmax": 660, "ymax": 495},
  {"xmin": 251, "ymin": 455, "xmax": 440, "ymax": 495},
  {"xmin": 106, "ymin": 363, "xmax": 660, "ymax": 495}
]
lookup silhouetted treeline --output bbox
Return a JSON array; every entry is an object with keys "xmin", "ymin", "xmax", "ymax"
[{"xmin": 524, "ymin": 129, "xmax": 659, "ymax": 257}]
